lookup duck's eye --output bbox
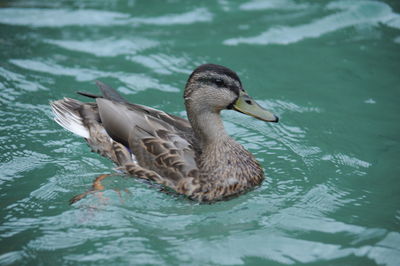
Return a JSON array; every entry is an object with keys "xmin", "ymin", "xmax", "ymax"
[{"xmin": 214, "ymin": 78, "xmax": 225, "ymax": 86}]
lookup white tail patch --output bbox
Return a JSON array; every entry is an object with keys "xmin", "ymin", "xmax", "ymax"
[{"xmin": 50, "ymin": 98, "xmax": 90, "ymax": 139}]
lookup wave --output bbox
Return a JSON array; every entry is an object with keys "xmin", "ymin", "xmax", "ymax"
[
  {"xmin": 239, "ymin": 0, "xmax": 309, "ymax": 11},
  {"xmin": 0, "ymin": 8, "xmax": 212, "ymax": 27},
  {"xmin": 224, "ymin": 0, "xmax": 400, "ymax": 46},
  {"xmin": 9, "ymin": 59, "xmax": 179, "ymax": 92},
  {"xmin": 46, "ymin": 38, "xmax": 157, "ymax": 57}
]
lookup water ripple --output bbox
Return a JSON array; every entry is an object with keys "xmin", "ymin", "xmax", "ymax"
[
  {"xmin": 127, "ymin": 54, "xmax": 191, "ymax": 75},
  {"xmin": 240, "ymin": 0, "xmax": 309, "ymax": 11},
  {"xmin": 322, "ymin": 153, "xmax": 371, "ymax": 176},
  {"xmin": 0, "ymin": 251, "xmax": 26, "ymax": 265},
  {"xmin": 9, "ymin": 59, "xmax": 178, "ymax": 93},
  {"xmin": 46, "ymin": 38, "xmax": 158, "ymax": 57},
  {"xmin": 0, "ymin": 1, "xmax": 398, "ymax": 265},
  {"xmin": 0, "ymin": 8, "xmax": 213, "ymax": 28},
  {"xmin": 128, "ymin": 8, "xmax": 213, "ymax": 26},
  {"xmin": 0, "ymin": 66, "xmax": 47, "ymax": 93},
  {"xmin": 165, "ymin": 228, "xmax": 400, "ymax": 265},
  {"xmin": 225, "ymin": 0, "xmax": 400, "ymax": 45},
  {"xmin": 0, "ymin": 151, "xmax": 50, "ymax": 183},
  {"xmin": 0, "ymin": 8, "xmax": 129, "ymax": 27}
]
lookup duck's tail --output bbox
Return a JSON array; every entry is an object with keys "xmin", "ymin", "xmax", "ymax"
[
  {"xmin": 76, "ymin": 80, "xmax": 129, "ymax": 103},
  {"xmin": 50, "ymin": 98, "xmax": 90, "ymax": 139},
  {"xmin": 50, "ymin": 96, "xmax": 134, "ymax": 166}
]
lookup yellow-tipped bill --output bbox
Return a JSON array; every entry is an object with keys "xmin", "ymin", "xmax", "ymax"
[{"xmin": 233, "ymin": 91, "xmax": 279, "ymax": 122}]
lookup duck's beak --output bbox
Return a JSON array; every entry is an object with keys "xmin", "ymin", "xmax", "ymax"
[{"xmin": 233, "ymin": 90, "xmax": 279, "ymax": 123}]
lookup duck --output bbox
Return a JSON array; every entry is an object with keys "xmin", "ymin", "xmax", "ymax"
[{"xmin": 50, "ymin": 64, "xmax": 279, "ymax": 202}]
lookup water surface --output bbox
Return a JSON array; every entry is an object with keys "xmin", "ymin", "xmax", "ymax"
[{"xmin": 0, "ymin": 0, "xmax": 400, "ymax": 265}]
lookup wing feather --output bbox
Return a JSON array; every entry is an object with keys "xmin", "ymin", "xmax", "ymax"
[{"xmin": 96, "ymin": 98, "xmax": 198, "ymax": 184}]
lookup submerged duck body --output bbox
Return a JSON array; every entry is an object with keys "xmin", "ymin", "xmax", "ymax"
[{"xmin": 51, "ymin": 64, "xmax": 278, "ymax": 202}]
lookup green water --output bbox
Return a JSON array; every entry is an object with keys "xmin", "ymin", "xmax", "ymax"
[{"xmin": 1, "ymin": 0, "xmax": 400, "ymax": 265}]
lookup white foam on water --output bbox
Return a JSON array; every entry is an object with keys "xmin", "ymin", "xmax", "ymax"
[
  {"xmin": 0, "ymin": 7, "xmax": 212, "ymax": 28},
  {"xmin": 0, "ymin": 66, "xmax": 47, "ymax": 92},
  {"xmin": 239, "ymin": 0, "xmax": 309, "ymax": 11},
  {"xmin": 224, "ymin": 0, "xmax": 400, "ymax": 45},
  {"xmin": 261, "ymin": 99, "xmax": 322, "ymax": 113},
  {"xmin": 172, "ymin": 227, "xmax": 400, "ymax": 265},
  {"xmin": 364, "ymin": 98, "xmax": 376, "ymax": 104},
  {"xmin": 0, "ymin": 251, "xmax": 26, "ymax": 265},
  {"xmin": 127, "ymin": 54, "xmax": 191, "ymax": 75},
  {"xmin": 322, "ymin": 153, "xmax": 371, "ymax": 169},
  {"xmin": 10, "ymin": 59, "xmax": 102, "ymax": 81},
  {"xmin": 9, "ymin": 59, "xmax": 179, "ymax": 93},
  {"xmin": 0, "ymin": 151, "xmax": 50, "ymax": 183},
  {"xmin": 0, "ymin": 8, "xmax": 128, "ymax": 27},
  {"xmin": 46, "ymin": 38, "xmax": 157, "ymax": 57},
  {"xmin": 128, "ymin": 8, "xmax": 213, "ymax": 25}
]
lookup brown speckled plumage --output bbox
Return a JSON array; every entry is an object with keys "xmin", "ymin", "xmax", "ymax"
[{"xmin": 51, "ymin": 64, "xmax": 278, "ymax": 202}]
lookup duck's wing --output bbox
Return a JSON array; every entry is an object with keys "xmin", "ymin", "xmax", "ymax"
[
  {"xmin": 77, "ymin": 81, "xmax": 130, "ymax": 103},
  {"xmin": 130, "ymin": 124, "xmax": 199, "ymax": 184},
  {"xmin": 80, "ymin": 81, "xmax": 191, "ymax": 131},
  {"xmin": 65, "ymin": 81, "xmax": 198, "ymax": 184},
  {"xmin": 77, "ymin": 81, "xmax": 193, "ymax": 146},
  {"xmin": 96, "ymin": 98, "xmax": 199, "ymax": 183}
]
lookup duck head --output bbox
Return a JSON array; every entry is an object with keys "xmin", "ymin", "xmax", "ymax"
[{"xmin": 184, "ymin": 64, "xmax": 279, "ymax": 123}]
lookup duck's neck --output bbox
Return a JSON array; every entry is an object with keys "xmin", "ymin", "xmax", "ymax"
[{"xmin": 186, "ymin": 106, "xmax": 230, "ymax": 147}]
